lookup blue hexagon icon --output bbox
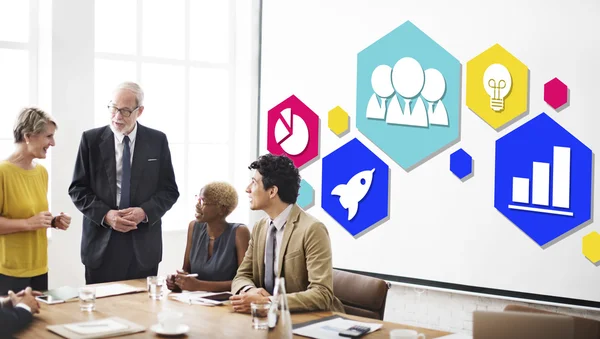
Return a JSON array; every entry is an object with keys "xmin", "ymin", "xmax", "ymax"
[
  {"xmin": 322, "ymin": 138, "xmax": 390, "ymax": 237},
  {"xmin": 450, "ymin": 148, "xmax": 473, "ymax": 181},
  {"xmin": 297, "ymin": 179, "xmax": 315, "ymax": 210},
  {"xmin": 495, "ymin": 113, "xmax": 593, "ymax": 247},
  {"xmin": 356, "ymin": 21, "xmax": 461, "ymax": 171}
]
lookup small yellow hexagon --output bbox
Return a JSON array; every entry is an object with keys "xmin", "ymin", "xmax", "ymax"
[
  {"xmin": 466, "ymin": 44, "xmax": 529, "ymax": 130},
  {"xmin": 583, "ymin": 231, "xmax": 600, "ymax": 264},
  {"xmin": 328, "ymin": 106, "xmax": 349, "ymax": 136}
]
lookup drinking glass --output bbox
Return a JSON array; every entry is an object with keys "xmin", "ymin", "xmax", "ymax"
[
  {"xmin": 251, "ymin": 300, "xmax": 271, "ymax": 329},
  {"xmin": 79, "ymin": 286, "xmax": 96, "ymax": 312},
  {"xmin": 147, "ymin": 276, "xmax": 165, "ymax": 299}
]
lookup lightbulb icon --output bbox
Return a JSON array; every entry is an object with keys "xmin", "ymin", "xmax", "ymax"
[{"xmin": 483, "ymin": 64, "xmax": 512, "ymax": 111}]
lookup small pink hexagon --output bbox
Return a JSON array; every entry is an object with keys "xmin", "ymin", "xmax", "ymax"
[
  {"xmin": 544, "ymin": 77, "xmax": 569, "ymax": 110},
  {"xmin": 267, "ymin": 95, "xmax": 320, "ymax": 169}
]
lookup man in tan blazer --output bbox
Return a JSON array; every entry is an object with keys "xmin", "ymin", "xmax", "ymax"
[{"xmin": 230, "ymin": 154, "xmax": 344, "ymax": 313}]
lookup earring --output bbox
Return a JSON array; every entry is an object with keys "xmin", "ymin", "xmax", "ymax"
[{"xmin": 26, "ymin": 141, "xmax": 29, "ymax": 145}]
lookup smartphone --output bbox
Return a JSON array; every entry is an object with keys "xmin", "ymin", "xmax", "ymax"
[
  {"xmin": 35, "ymin": 295, "xmax": 65, "ymax": 305},
  {"xmin": 200, "ymin": 292, "xmax": 233, "ymax": 302},
  {"xmin": 339, "ymin": 325, "xmax": 370, "ymax": 338}
]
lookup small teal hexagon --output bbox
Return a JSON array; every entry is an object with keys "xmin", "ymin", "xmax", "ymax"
[
  {"xmin": 297, "ymin": 179, "xmax": 315, "ymax": 210},
  {"xmin": 450, "ymin": 148, "xmax": 473, "ymax": 181},
  {"xmin": 356, "ymin": 21, "xmax": 461, "ymax": 171}
]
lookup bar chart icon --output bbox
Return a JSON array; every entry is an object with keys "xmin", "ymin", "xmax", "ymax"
[{"xmin": 508, "ymin": 146, "xmax": 573, "ymax": 216}]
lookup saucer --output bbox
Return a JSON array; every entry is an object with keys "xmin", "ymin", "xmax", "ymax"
[{"xmin": 150, "ymin": 323, "xmax": 190, "ymax": 336}]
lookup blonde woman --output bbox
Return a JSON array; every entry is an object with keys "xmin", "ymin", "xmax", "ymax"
[{"xmin": 0, "ymin": 107, "xmax": 71, "ymax": 295}]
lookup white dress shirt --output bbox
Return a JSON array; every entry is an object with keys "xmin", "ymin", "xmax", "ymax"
[
  {"xmin": 264, "ymin": 203, "xmax": 293, "ymax": 277},
  {"xmin": 241, "ymin": 204, "xmax": 293, "ymax": 294},
  {"xmin": 110, "ymin": 122, "xmax": 137, "ymax": 207},
  {"xmin": 0, "ymin": 298, "xmax": 31, "ymax": 313}
]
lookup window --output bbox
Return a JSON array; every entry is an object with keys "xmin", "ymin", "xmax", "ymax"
[
  {"xmin": 94, "ymin": 0, "xmax": 234, "ymax": 230},
  {"xmin": 0, "ymin": 0, "xmax": 52, "ymax": 233}
]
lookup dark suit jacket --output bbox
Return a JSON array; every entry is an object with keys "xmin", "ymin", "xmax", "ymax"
[
  {"xmin": 68, "ymin": 123, "xmax": 180, "ymax": 270},
  {"xmin": 232, "ymin": 204, "xmax": 345, "ymax": 313},
  {"xmin": 0, "ymin": 307, "xmax": 32, "ymax": 337}
]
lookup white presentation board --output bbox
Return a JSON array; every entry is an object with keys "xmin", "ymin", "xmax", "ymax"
[{"xmin": 258, "ymin": 0, "xmax": 600, "ymax": 308}]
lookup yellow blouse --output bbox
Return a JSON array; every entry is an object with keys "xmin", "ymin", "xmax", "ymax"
[{"xmin": 0, "ymin": 160, "xmax": 49, "ymax": 277}]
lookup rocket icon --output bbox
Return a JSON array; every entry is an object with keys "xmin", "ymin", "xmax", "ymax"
[{"xmin": 330, "ymin": 168, "xmax": 376, "ymax": 221}]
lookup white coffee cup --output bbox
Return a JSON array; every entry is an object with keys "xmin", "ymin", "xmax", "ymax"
[
  {"xmin": 390, "ymin": 329, "xmax": 426, "ymax": 339},
  {"xmin": 158, "ymin": 311, "xmax": 183, "ymax": 333}
]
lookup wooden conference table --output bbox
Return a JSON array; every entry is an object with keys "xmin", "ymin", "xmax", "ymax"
[{"xmin": 17, "ymin": 279, "xmax": 451, "ymax": 338}]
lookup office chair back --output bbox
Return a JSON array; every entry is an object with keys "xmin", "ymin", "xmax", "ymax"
[{"xmin": 332, "ymin": 269, "xmax": 389, "ymax": 320}]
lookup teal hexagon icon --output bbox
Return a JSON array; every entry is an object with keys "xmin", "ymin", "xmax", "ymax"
[
  {"xmin": 297, "ymin": 179, "xmax": 315, "ymax": 210},
  {"xmin": 356, "ymin": 21, "xmax": 461, "ymax": 171}
]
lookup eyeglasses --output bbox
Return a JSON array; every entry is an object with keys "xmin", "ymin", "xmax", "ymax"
[
  {"xmin": 195, "ymin": 195, "xmax": 215, "ymax": 207},
  {"xmin": 107, "ymin": 104, "xmax": 139, "ymax": 117}
]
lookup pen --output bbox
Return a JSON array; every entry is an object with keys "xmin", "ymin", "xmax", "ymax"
[{"xmin": 185, "ymin": 273, "xmax": 198, "ymax": 277}]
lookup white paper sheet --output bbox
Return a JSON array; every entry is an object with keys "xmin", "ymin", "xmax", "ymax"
[
  {"xmin": 64, "ymin": 318, "xmax": 128, "ymax": 335},
  {"xmin": 293, "ymin": 317, "xmax": 382, "ymax": 339},
  {"xmin": 94, "ymin": 283, "xmax": 145, "ymax": 298},
  {"xmin": 168, "ymin": 291, "xmax": 227, "ymax": 306}
]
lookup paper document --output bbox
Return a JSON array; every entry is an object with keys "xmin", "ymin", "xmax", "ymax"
[
  {"xmin": 94, "ymin": 283, "xmax": 146, "ymax": 298},
  {"xmin": 293, "ymin": 316, "xmax": 382, "ymax": 339},
  {"xmin": 45, "ymin": 286, "xmax": 79, "ymax": 301},
  {"xmin": 64, "ymin": 318, "xmax": 128, "ymax": 335},
  {"xmin": 169, "ymin": 291, "xmax": 228, "ymax": 306},
  {"xmin": 436, "ymin": 334, "xmax": 472, "ymax": 339}
]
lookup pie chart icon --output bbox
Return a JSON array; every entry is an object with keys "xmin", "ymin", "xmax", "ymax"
[{"xmin": 274, "ymin": 108, "xmax": 309, "ymax": 156}]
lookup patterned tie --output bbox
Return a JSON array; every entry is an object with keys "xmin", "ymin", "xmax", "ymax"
[
  {"xmin": 119, "ymin": 135, "xmax": 131, "ymax": 209},
  {"xmin": 264, "ymin": 221, "xmax": 277, "ymax": 294}
]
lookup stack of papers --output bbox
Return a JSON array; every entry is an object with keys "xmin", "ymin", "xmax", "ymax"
[{"xmin": 292, "ymin": 315, "xmax": 382, "ymax": 339}]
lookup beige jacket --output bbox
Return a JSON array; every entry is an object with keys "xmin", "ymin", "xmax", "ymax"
[{"xmin": 232, "ymin": 204, "xmax": 345, "ymax": 313}]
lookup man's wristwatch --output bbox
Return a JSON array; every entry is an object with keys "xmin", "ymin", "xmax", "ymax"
[{"xmin": 51, "ymin": 217, "xmax": 57, "ymax": 228}]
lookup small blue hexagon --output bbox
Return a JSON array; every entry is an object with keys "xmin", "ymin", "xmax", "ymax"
[
  {"xmin": 356, "ymin": 21, "xmax": 461, "ymax": 171},
  {"xmin": 450, "ymin": 148, "xmax": 473, "ymax": 180},
  {"xmin": 495, "ymin": 113, "xmax": 593, "ymax": 247},
  {"xmin": 322, "ymin": 138, "xmax": 390, "ymax": 237},
  {"xmin": 297, "ymin": 179, "xmax": 315, "ymax": 210}
]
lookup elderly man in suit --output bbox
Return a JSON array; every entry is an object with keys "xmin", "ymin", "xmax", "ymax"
[
  {"xmin": 230, "ymin": 154, "xmax": 344, "ymax": 313},
  {"xmin": 69, "ymin": 81, "xmax": 179, "ymax": 284}
]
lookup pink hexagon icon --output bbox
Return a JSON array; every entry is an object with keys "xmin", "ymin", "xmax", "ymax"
[
  {"xmin": 544, "ymin": 77, "xmax": 569, "ymax": 111},
  {"xmin": 267, "ymin": 95, "xmax": 320, "ymax": 169}
]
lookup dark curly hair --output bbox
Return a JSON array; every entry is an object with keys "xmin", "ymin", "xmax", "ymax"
[{"xmin": 248, "ymin": 154, "xmax": 300, "ymax": 204}]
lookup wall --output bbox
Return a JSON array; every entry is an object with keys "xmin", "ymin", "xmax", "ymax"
[
  {"xmin": 385, "ymin": 284, "xmax": 600, "ymax": 336},
  {"xmin": 257, "ymin": 0, "xmax": 600, "ymax": 314}
]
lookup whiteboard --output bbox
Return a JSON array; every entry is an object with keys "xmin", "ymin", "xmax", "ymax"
[{"xmin": 258, "ymin": 0, "xmax": 600, "ymax": 308}]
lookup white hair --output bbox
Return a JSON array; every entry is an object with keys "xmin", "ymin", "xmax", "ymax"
[{"xmin": 114, "ymin": 81, "xmax": 144, "ymax": 106}]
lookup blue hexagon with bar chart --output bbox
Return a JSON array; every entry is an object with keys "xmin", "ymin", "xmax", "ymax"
[
  {"xmin": 321, "ymin": 138, "xmax": 390, "ymax": 237},
  {"xmin": 494, "ymin": 113, "xmax": 593, "ymax": 247},
  {"xmin": 356, "ymin": 20, "xmax": 461, "ymax": 171}
]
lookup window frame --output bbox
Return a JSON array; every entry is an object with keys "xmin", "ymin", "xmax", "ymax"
[{"xmin": 93, "ymin": 0, "xmax": 237, "ymax": 231}]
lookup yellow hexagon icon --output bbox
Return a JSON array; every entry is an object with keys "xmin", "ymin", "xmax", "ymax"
[
  {"xmin": 583, "ymin": 231, "xmax": 600, "ymax": 264},
  {"xmin": 328, "ymin": 106, "xmax": 349, "ymax": 136},
  {"xmin": 466, "ymin": 44, "xmax": 529, "ymax": 130}
]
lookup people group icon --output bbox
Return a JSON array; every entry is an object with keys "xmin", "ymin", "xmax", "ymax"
[{"xmin": 366, "ymin": 57, "xmax": 448, "ymax": 128}]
